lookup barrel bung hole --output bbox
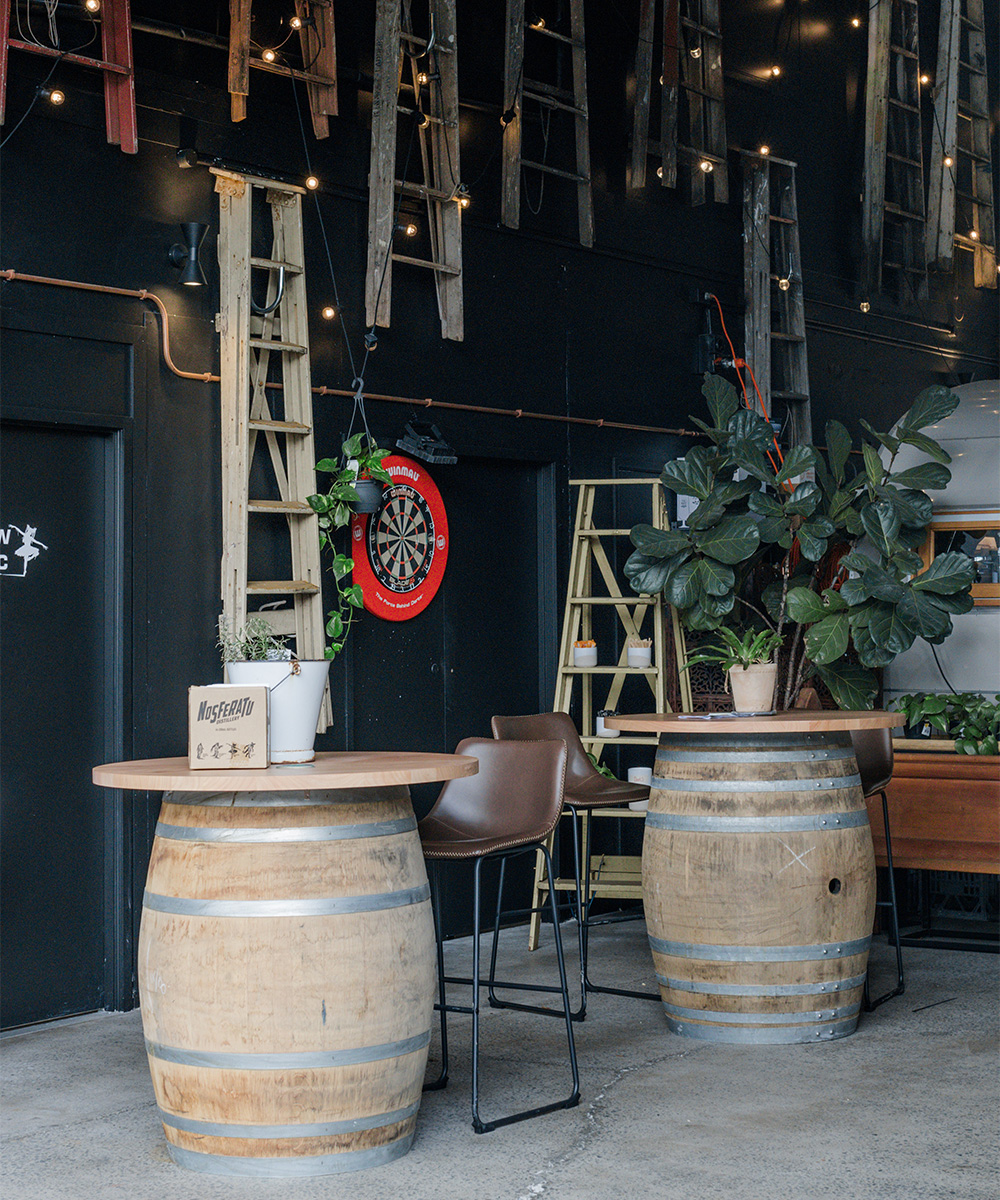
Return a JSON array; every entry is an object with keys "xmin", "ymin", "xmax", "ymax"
[{"xmin": 828, "ymin": 878, "xmax": 842, "ymax": 895}]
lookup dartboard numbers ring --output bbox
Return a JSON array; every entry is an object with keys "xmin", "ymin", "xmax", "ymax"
[{"xmin": 350, "ymin": 455, "xmax": 449, "ymax": 621}]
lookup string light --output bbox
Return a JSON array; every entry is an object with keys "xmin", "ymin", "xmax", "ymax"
[
  {"xmin": 920, "ymin": 74, "xmax": 930, "ymax": 85},
  {"xmin": 457, "ymin": 193, "xmax": 471, "ymax": 209},
  {"xmin": 943, "ymin": 155, "xmax": 954, "ymax": 168},
  {"xmin": 530, "ymin": 18, "xmax": 545, "ymax": 30},
  {"xmin": 289, "ymin": 16, "xmax": 302, "ymax": 30},
  {"xmin": 860, "ymin": 301, "xmax": 871, "ymax": 313},
  {"xmin": 690, "ymin": 46, "xmax": 702, "ymax": 59},
  {"xmin": 398, "ymin": 221, "xmax": 418, "ymax": 237},
  {"xmin": 778, "ymin": 277, "xmax": 791, "ymax": 292},
  {"xmin": 364, "ymin": 331, "xmax": 378, "ymax": 352},
  {"xmin": 770, "ymin": 65, "xmax": 782, "ymax": 78},
  {"xmin": 321, "ymin": 306, "xmax": 337, "ymax": 320},
  {"xmin": 851, "ymin": 17, "xmax": 861, "ymax": 28},
  {"xmin": 305, "ymin": 175, "xmax": 319, "ymax": 189},
  {"xmin": 417, "ymin": 71, "xmax": 430, "ymax": 85},
  {"xmin": 84, "ymin": 0, "xmax": 101, "ymax": 11},
  {"xmin": 262, "ymin": 49, "xmax": 276, "ymax": 63},
  {"xmin": 699, "ymin": 159, "xmax": 713, "ymax": 173},
  {"xmin": 41, "ymin": 87, "xmax": 65, "ymax": 105},
  {"xmin": 656, "ymin": 166, "xmax": 664, "ymax": 178},
  {"xmin": 759, "ymin": 144, "xmax": 771, "ymax": 156},
  {"xmin": 969, "ymin": 230, "xmax": 979, "ymax": 241}
]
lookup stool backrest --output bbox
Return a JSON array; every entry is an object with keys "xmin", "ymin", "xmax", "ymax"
[
  {"xmin": 491, "ymin": 712, "xmax": 597, "ymax": 790},
  {"xmin": 851, "ymin": 727, "xmax": 894, "ymax": 798},
  {"xmin": 424, "ymin": 738, "xmax": 568, "ymax": 849}
]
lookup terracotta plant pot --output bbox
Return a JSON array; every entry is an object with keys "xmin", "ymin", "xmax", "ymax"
[{"xmin": 728, "ymin": 661, "xmax": 778, "ymax": 714}]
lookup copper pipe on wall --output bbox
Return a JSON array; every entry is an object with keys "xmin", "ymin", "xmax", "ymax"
[{"xmin": 1, "ymin": 270, "xmax": 701, "ymax": 437}]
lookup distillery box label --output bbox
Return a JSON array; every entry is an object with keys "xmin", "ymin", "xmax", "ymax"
[{"xmin": 188, "ymin": 684, "xmax": 269, "ymax": 769}]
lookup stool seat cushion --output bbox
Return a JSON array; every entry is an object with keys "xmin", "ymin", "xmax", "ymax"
[{"xmin": 565, "ymin": 775, "xmax": 649, "ymax": 809}]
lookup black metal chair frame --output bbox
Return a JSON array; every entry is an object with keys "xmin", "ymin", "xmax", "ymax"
[
  {"xmin": 423, "ymin": 841, "xmax": 581, "ymax": 1134},
  {"xmin": 863, "ymin": 787, "xmax": 905, "ymax": 1010}
]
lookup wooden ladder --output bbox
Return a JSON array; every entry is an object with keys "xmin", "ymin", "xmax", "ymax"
[
  {"xmin": 862, "ymin": 0, "xmax": 928, "ymax": 302},
  {"xmin": 742, "ymin": 152, "xmax": 812, "ymax": 448},
  {"xmin": 366, "ymin": 0, "xmax": 464, "ymax": 341},
  {"xmin": 630, "ymin": 0, "xmax": 728, "ymax": 204},
  {"xmin": 0, "ymin": 0, "xmax": 136, "ymax": 152},
  {"xmin": 501, "ymin": 0, "xmax": 594, "ymax": 247},
  {"xmin": 213, "ymin": 168, "xmax": 331, "ymax": 728},
  {"xmin": 526, "ymin": 477, "xmax": 692, "ymax": 951},
  {"xmin": 926, "ymin": 0, "xmax": 997, "ymax": 288}
]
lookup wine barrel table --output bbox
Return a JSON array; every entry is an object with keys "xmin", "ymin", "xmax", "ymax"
[
  {"xmin": 604, "ymin": 712, "xmax": 903, "ymax": 1044},
  {"xmin": 92, "ymin": 752, "xmax": 477, "ymax": 1177}
]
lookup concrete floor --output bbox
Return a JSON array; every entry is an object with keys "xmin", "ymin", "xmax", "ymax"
[{"xmin": 2, "ymin": 923, "xmax": 998, "ymax": 1200}]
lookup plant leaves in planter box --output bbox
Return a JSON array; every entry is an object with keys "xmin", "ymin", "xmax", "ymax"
[
  {"xmin": 813, "ymin": 661, "xmax": 878, "ymax": 710},
  {"xmin": 896, "ymin": 428, "xmax": 952, "ymax": 464},
  {"xmin": 703, "ymin": 373, "xmax": 741, "ymax": 428},
  {"xmin": 911, "ymin": 550, "xmax": 975, "ymax": 595},
  {"xmin": 661, "ymin": 446, "xmax": 716, "ymax": 500},
  {"xmin": 804, "ymin": 611, "xmax": 850, "ymax": 664},
  {"xmin": 625, "ymin": 551, "xmax": 686, "ymax": 596},
  {"xmin": 694, "ymin": 514, "xmax": 761, "ymax": 564},
  {"xmin": 825, "ymin": 420, "xmax": 852, "ymax": 484},
  {"xmin": 630, "ymin": 524, "xmax": 691, "ymax": 557},
  {"xmin": 897, "ymin": 385, "xmax": 958, "ymax": 433},
  {"xmin": 774, "ymin": 444, "xmax": 817, "ymax": 486},
  {"xmin": 869, "ymin": 601, "xmax": 917, "ymax": 655},
  {"xmin": 888, "ymin": 462, "xmax": 952, "ymax": 491},
  {"xmin": 896, "ymin": 590, "xmax": 952, "ymax": 641}
]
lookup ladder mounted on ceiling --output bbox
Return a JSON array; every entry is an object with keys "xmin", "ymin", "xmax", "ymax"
[
  {"xmin": 0, "ymin": 0, "xmax": 137, "ymax": 152},
  {"xmin": 630, "ymin": 0, "xmax": 728, "ymax": 204},
  {"xmin": 366, "ymin": 0, "xmax": 464, "ymax": 341},
  {"xmin": 742, "ymin": 151, "xmax": 812, "ymax": 448},
  {"xmin": 862, "ymin": 0, "xmax": 928, "ymax": 302},
  {"xmin": 926, "ymin": 0, "xmax": 996, "ymax": 288},
  {"xmin": 526, "ymin": 477, "xmax": 692, "ymax": 951},
  {"xmin": 213, "ymin": 167, "xmax": 331, "ymax": 729},
  {"xmin": 501, "ymin": 0, "xmax": 594, "ymax": 247}
]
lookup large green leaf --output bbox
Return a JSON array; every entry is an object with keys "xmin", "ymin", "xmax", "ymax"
[
  {"xmin": 756, "ymin": 516, "xmax": 788, "ymax": 544},
  {"xmin": 786, "ymin": 587, "xmax": 829, "ymax": 624},
  {"xmin": 762, "ymin": 574, "xmax": 812, "ymax": 622},
  {"xmin": 860, "ymin": 563, "xmax": 907, "ymax": 604},
  {"xmin": 821, "ymin": 587, "xmax": 848, "ymax": 612},
  {"xmin": 825, "ymin": 420, "xmax": 852, "ymax": 484},
  {"xmin": 813, "ymin": 662, "xmax": 878, "ymax": 710},
  {"xmin": 783, "ymin": 481, "xmax": 821, "ymax": 517},
  {"xmin": 693, "ymin": 514, "xmax": 761, "ymax": 564},
  {"xmin": 852, "ymin": 622, "xmax": 898, "ymax": 668},
  {"xmin": 896, "ymin": 428, "xmax": 952, "ymax": 464},
  {"xmin": 701, "ymin": 590, "xmax": 737, "ymax": 618},
  {"xmin": 732, "ymin": 445, "xmax": 774, "ymax": 484},
  {"xmin": 661, "ymin": 445, "xmax": 717, "ymax": 500},
  {"xmin": 713, "ymin": 478, "xmax": 761, "ymax": 505},
  {"xmin": 686, "ymin": 496, "xmax": 728, "ymax": 531},
  {"xmin": 625, "ymin": 550, "xmax": 686, "ymax": 596},
  {"xmin": 664, "ymin": 558, "xmax": 702, "ymax": 608},
  {"xmin": 839, "ymin": 576, "xmax": 871, "ymax": 605},
  {"xmin": 896, "ymin": 589, "xmax": 952, "ymax": 640},
  {"xmin": 774, "ymin": 444, "xmax": 817, "ymax": 485},
  {"xmin": 889, "ymin": 463, "xmax": 952, "ymax": 491},
  {"xmin": 629, "ymin": 524, "xmax": 691, "ymax": 557},
  {"xmin": 861, "ymin": 500, "xmax": 901, "ymax": 554},
  {"xmin": 891, "ymin": 549, "xmax": 926, "ymax": 577},
  {"xmin": 703, "ymin": 373, "xmax": 741, "ymax": 429},
  {"xmin": 926, "ymin": 589, "xmax": 975, "ymax": 615},
  {"xmin": 839, "ymin": 549, "xmax": 876, "ymax": 574},
  {"xmin": 687, "ymin": 415, "xmax": 729, "ymax": 446},
  {"xmin": 728, "ymin": 408, "xmax": 775, "ymax": 451},
  {"xmin": 868, "ymin": 601, "xmax": 917, "ymax": 656},
  {"xmin": 879, "ymin": 486, "xmax": 933, "ymax": 529},
  {"xmin": 796, "ymin": 527, "xmax": 829, "ymax": 562},
  {"xmin": 803, "ymin": 611, "xmax": 850, "ymax": 664},
  {"xmin": 698, "ymin": 557, "xmax": 736, "ymax": 596},
  {"xmin": 912, "ymin": 550, "xmax": 975, "ymax": 595},
  {"xmin": 747, "ymin": 491, "xmax": 784, "ymax": 517},
  {"xmin": 898, "ymin": 385, "xmax": 959, "ymax": 432},
  {"xmin": 862, "ymin": 442, "xmax": 884, "ymax": 490},
  {"xmin": 683, "ymin": 601, "xmax": 723, "ymax": 631},
  {"xmin": 859, "ymin": 419, "xmax": 900, "ymax": 456}
]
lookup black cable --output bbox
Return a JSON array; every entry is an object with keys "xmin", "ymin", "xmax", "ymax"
[
  {"xmin": 0, "ymin": 51, "xmax": 66, "ymax": 151},
  {"xmin": 930, "ymin": 643, "xmax": 959, "ymax": 694}
]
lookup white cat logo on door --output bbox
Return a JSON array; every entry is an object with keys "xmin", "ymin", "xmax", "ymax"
[{"xmin": 0, "ymin": 524, "xmax": 49, "ymax": 577}]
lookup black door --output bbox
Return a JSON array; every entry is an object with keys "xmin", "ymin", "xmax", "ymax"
[{"xmin": 1, "ymin": 423, "xmax": 118, "ymax": 1027}]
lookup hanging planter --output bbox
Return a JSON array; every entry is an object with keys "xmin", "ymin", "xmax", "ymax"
[{"xmin": 351, "ymin": 477, "xmax": 385, "ymax": 514}]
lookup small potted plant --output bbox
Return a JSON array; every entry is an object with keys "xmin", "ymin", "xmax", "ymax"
[
  {"xmin": 596, "ymin": 708, "xmax": 620, "ymax": 737},
  {"xmin": 218, "ymin": 615, "xmax": 331, "ymax": 763},
  {"xmin": 626, "ymin": 636, "xmax": 653, "ymax": 668},
  {"xmin": 307, "ymin": 433, "xmax": 393, "ymax": 657},
  {"xmin": 895, "ymin": 691, "xmax": 1000, "ymax": 755},
  {"xmin": 681, "ymin": 626, "xmax": 784, "ymax": 714}
]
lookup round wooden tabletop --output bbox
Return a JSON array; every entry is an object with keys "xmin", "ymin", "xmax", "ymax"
[
  {"xmin": 605, "ymin": 710, "xmax": 905, "ymax": 735},
  {"xmin": 92, "ymin": 750, "xmax": 479, "ymax": 792}
]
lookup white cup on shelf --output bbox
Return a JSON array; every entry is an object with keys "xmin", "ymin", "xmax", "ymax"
[
  {"xmin": 627, "ymin": 766, "xmax": 652, "ymax": 810},
  {"xmin": 627, "ymin": 646, "xmax": 652, "ymax": 668},
  {"xmin": 573, "ymin": 644, "xmax": 598, "ymax": 667}
]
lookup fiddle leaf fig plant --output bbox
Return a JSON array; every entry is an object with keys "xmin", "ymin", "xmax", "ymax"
[
  {"xmin": 625, "ymin": 377, "xmax": 975, "ymax": 710},
  {"xmin": 306, "ymin": 432, "xmax": 392, "ymax": 658}
]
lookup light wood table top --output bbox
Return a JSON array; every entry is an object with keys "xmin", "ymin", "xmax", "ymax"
[
  {"xmin": 605, "ymin": 711, "xmax": 905, "ymax": 735},
  {"xmin": 93, "ymin": 751, "xmax": 479, "ymax": 792}
]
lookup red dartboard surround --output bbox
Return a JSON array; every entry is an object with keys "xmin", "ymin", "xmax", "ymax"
[{"xmin": 350, "ymin": 455, "xmax": 449, "ymax": 621}]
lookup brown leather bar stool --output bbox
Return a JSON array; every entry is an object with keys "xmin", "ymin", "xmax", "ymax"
[
  {"xmin": 490, "ymin": 712, "xmax": 657, "ymax": 1015},
  {"xmin": 852, "ymin": 726, "xmax": 905, "ymax": 1009},
  {"xmin": 418, "ymin": 737, "xmax": 581, "ymax": 1133}
]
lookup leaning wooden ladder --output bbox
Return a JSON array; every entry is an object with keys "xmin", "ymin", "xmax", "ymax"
[
  {"xmin": 366, "ymin": 0, "xmax": 464, "ymax": 340},
  {"xmin": 501, "ymin": 0, "xmax": 594, "ymax": 247},
  {"xmin": 526, "ymin": 478, "xmax": 692, "ymax": 951},
  {"xmin": 214, "ymin": 168, "xmax": 331, "ymax": 727},
  {"xmin": 862, "ymin": 0, "xmax": 928, "ymax": 303},
  {"xmin": 630, "ymin": 0, "xmax": 728, "ymax": 203},
  {"xmin": 742, "ymin": 152, "xmax": 812, "ymax": 448},
  {"xmin": 926, "ymin": 0, "xmax": 997, "ymax": 288}
]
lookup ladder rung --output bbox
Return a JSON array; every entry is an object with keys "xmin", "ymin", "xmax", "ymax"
[
  {"xmin": 522, "ymin": 77, "xmax": 578, "ymax": 106},
  {"xmin": 250, "ymin": 257, "xmax": 303, "ymax": 275},
  {"xmin": 391, "ymin": 253, "xmax": 461, "ymax": 276},
  {"xmin": 395, "ymin": 180, "xmax": 455, "ymax": 202},
  {"xmin": 884, "ymin": 203, "xmax": 925, "ymax": 221},
  {"xmin": 681, "ymin": 82, "xmax": 724, "ymax": 103},
  {"xmin": 248, "ymin": 500, "xmax": 314, "ymax": 514},
  {"xmin": 769, "ymin": 332, "xmax": 805, "ymax": 343},
  {"xmin": 526, "ymin": 24, "xmax": 583, "ymax": 49},
  {"xmin": 887, "ymin": 151, "xmax": 922, "ymax": 168},
  {"xmin": 955, "ymin": 233, "xmax": 996, "ymax": 250},
  {"xmin": 771, "ymin": 390, "xmax": 810, "ymax": 401},
  {"xmin": 955, "ymin": 189, "xmax": 993, "ymax": 208},
  {"xmin": 247, "ymin": 580, "xmax": 320, "ymax": 595},
  {"xmin": 399, "ymin": 31, "xmax": 453, "ymax": 54},
  {"xmin": 249, "ymin": 419, "xmax": 311, "ymax": 433},
  {"xmin": 957, "ymin": 102, "xmax": 989, "ymax": 120},
  {"xmin": 882, "ymin": 262, "xmax": 927, "ymax": 272},
  {"xmin": 569, "ymin": 596, "xmax": 656, "ymax": 605},
  {"xmin": 520, "ymin": 159, "xmax": 590, "ymax": 184},
  {"xmin": 679, "ymin": 17, "xmax": 723, "ymax": 40},
  {"xmin": 578, "ymin": 529, "xmax": 634, "ymax": 537},
  {"xmin": 958, "ymin": 147, "xmax": 992, "ymax": 165},
  {"xmin": 958, "ymin": 14, "xmax": 984, "ymax": 30},
  {"xmin": 522, "ymin": 88, "xmax": 586, "ymax": 117},
  {"xmin": 564, "ymin": 666, "xmax": 655, "ymax": 674},
  {"xmin": 249, "ymin": 338, "xmax": 308, "ymax": 354},
  {"xmin": 958, "ymin": 59, "xmax": 987, "ymax": 77},
  {"xmin": 888, "ymin": 44, "xmax": 918, "ymax": 61},
  {"xmin": 887, "ymin": 97, "xmax": 920, "ymax": 115},
  {"xmin": 769, "ymin": 214, "xmax": 796, "ymax": 225},
  {"xmin": 395, "ymin": 104, "xmax": 456, "ymax": 128}
]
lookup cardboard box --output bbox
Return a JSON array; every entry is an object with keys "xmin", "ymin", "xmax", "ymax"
[{"xmin": 188, "ymin": 684, "xmax": 269, "ymax": 769}]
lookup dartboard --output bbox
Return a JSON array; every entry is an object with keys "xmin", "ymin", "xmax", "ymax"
[{"xmin": 351, "ymin": 455, "xmax": 449, "ymax": 620}]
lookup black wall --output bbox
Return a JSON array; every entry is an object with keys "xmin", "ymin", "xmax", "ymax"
[{"xmin": 1, "ymin": 1, "xmax": 997, "ymax": 1006}]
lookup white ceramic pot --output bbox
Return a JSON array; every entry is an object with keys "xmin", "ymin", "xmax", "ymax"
[
  {"xmin": 627, "ymin": 646, "xmax": 652, "ymax": 668},
  {"xmin": 227, "ymin": 660, "xmax": 331, "ymax": 763},
  {"xmin": 595, "ymin": 713, "xmax": 619, "ymax": 738},
  {"xmin": 627, "ymin": 766, "xmax": 652, "ymax": 810},
  {"xmin": 574, "ymin": 645, "xmax": 598, "ymax": 667},
  {"xmin": 728, "ymin": 662, "xmax": 778, "ymax": 715}
]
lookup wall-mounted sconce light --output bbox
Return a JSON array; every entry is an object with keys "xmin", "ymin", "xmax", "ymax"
[
  {"xmin": 397, "ymin": 419, "xmax": 457, "ymax": 464},
  {"xmin": 169, "ymin": 222, "xmax": 208, "ymax": 287}
]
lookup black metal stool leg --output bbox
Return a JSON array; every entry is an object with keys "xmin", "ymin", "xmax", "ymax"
[
  {"xmin": 865, "ymin": 789, "xmax": 905, "ymax": 1011},
  {"xmin": 423, "ymin": 862, "xmax": 450, "ymax": 1091}
]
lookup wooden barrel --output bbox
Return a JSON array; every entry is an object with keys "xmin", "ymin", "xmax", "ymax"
[
  {"xmin": 138, "ymin": 786, "xmax": 435, "ymax": 1176},
  {"xmin": 643, "ymin": 730, "xmax": 875, "ymax": 1043}
]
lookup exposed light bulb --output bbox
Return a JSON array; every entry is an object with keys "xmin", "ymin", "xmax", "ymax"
[
  {"xmin": 305, "ymin": 175, "xmax": 319, "ymax": 189},
  {"xmin": 860, "ymin": 301, "xmax": 871, "ymax": 313},
  {"xmin": 778, "ymin": 277, "xmax": 791, "ymax": 292},
  {"xmin": 417, "ymin": 111, "xmax": 430, "ymax": 128},
  {"xmin": 690, "ymin": 46, "xmax": 702, "ymax": 59},
  {"xmin": 699, "ymin": 159, "xmax": 713, "ymax": 173},
  {"xmin": 943, "ymin": 155, "xmax": 954, "ymax": 167},
  {"xmin": 262, "ymin": 49, "xmax": 276, "ymax": 63},
  {"xmin": 290, "ymin": 16, "xmax": 302, "ymax": 30},
  {"xmin": 321, "ymin": 306, "xmax": 336, "ymax": 320},
  {"xmin": 530, "ymin": 18, "xmax": 545, "ymax": 30},
  {"xmin": 403, "ymin": 222, "xmax": 418, "ymax": 237},
  {"xmin": 364, "ymin": 331, "xmax": 378, "ymax": 352},
  {"xmin": 969, "ymin": 229, "xmax": 979, "ymax": 241},
  {"xmin": 42, "ymin": 87, "xmax": 65, "ymax": 105},
  {"xmin": 759, "ymin": 144, "xmax": 771, "ymax": 156},
  {"xmin": 84, "ymin": 0, "xmax": 101, "ymax": 11},
  {"xmin": 851, "ymin": 17, "xmax": 861, "ymax": 28},
  {"xmin": 919, "ymin": 74, "xmax": 930, "ymax": 85},
  {"xmin": 417, "ymin": 71, "xmax": 429, "ymax": 85},
  {"xmin": 659, "ymin": 75, "xmax": 664, "ymax": 86},
  {"xmin": 770, "ymin": 65, "xmax": 782, "ymax": 78},
  {"xmin": 656, "ymin": 166, "xmax": 664, "ymax": 178},
  {"xmin": 457, "ymin": 194, "xmax": 471, "ymax": 209}
]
